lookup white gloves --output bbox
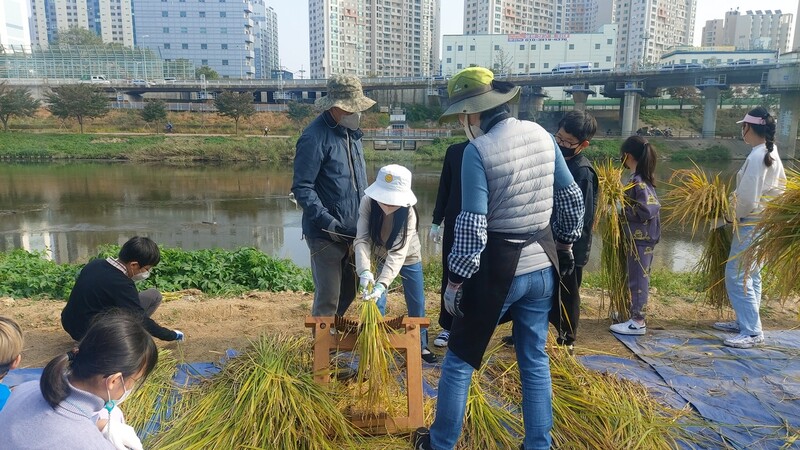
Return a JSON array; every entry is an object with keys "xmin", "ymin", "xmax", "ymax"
[
  {"xmin": 359, "ymin": 270, "xmax": 375, "ymax": 295},
  {"xmin": 429, "ymin": 224, "xmax": 442, "ymax": 243},
  {"xmin": 98, "ymin": 408, "xmax": 144, "ymax": 450},
  {"xmin": 174, "ymin": 330, "xmax": 185, "ymax": 342},
  {"xmin": 364, "ymin": 283, "xmax": 386, "ymax": 301}
]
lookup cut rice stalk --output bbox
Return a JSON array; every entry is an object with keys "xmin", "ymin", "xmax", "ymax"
[
  {"xmin": 150, "ymin": 334, "xmax": 359, "ymax": 450},
  {"xmin": 352, "ymin": 300, "xmax": 401, "ymax": 417},
  {"xmin": 743, "ymin": 170, "xmax": 800, "ymax": 304},
  {"xmin": 596, "ymin": 160, "xmax": 634, "ymax": 320},
  {"xmin": 123, "ymin": 349, "xmax": 179, "ymax": 438}
]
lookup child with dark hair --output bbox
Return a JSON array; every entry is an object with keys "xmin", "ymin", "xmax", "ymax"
[
  {"xmin": 548, "ymin": 110, "xmax": 598, "ymax": 351},
  {"xmin": 61, "ymin": 236, "xmax": 183, "ymax": 342},
  {"xmin": 713, "ymin": 107, "xmax": 786, "ymax": 348},
  {"xmin": 0, "ymin": 311, "xmax": 158, "ymax": 449},
  {"xmin": 355, "ymin": 165, "xmax": 437, "ymax": 364},
  {"xmin": 610, "ymin": 136, "xmax": 661, "ymax": 336},
  {"xmin": 0, "ymin": 316, "xmax": 23, "ymax": 411}
]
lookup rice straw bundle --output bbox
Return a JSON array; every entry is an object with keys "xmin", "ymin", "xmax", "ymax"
[
  {"xmin": 743, "ymin": 170, "xmax": 800, "ymax": 305},
  {"xmin": 483, "ymin": 338, "xmax": 705, "ymax": 449},
  {"xmin": 457, "ymin": 346, "xmax": 524, "ymax": 449},
  {"xmin": 663, "ymin": 166, "xmax": 735, "ymax": 309},
  {"xmin": 595, "ymin": 160, "xmax": 634, "ymax": 320},
  {"xmin": 150, "ymin": 335, "xmax": 359, "ymax": 450},
  {"xmin": 352, "ymin": 300, "xmax": 400, "ymax": 417},
  {"xmin": 123, "ymin": 349, "xmax": 179, "ymax": 435}
]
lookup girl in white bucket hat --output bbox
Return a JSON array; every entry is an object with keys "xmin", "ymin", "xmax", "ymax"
[{"xmin": 354, "ymin": 164, "xmax": 437, "ymax": 364}]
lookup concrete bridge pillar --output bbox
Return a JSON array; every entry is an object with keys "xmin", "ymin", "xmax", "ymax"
[
  {"xmin": 621, "ymin": 91, "xmax": 641, "ymax": 137},
  {"xmin": 777, "ymin": 91, "xmax": 800, "ymax": 159},
  {"xmin": 701, "ymin": 87, "xmax": 720, "ymax": 139},
  {"xmin": 571, "ymin": 92, "xmax": 589, "ymax": 111}
]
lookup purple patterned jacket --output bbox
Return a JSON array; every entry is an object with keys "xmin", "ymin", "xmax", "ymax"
[{"xmin": 623, "ymin": 173, "xmax": 661, "ymax": 244}]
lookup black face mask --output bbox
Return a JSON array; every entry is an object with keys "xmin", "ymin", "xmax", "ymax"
[{"xmin": 558, "ymin": 144, "xmax": 578, "ymax": 158}]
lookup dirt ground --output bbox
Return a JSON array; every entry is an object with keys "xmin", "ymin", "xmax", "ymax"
[{"xmin": 2, "ymin": 287, "xmax": 798, "ymax": 368}]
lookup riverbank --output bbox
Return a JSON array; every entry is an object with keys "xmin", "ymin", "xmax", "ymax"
[{"xmin": 0, "ymin": 131, "xmax": 744, "ymax": 162}]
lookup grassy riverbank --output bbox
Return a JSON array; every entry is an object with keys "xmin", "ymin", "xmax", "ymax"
[{"xmin": 1, "ymin": 247, "xmax": 701, "ymax": 301}]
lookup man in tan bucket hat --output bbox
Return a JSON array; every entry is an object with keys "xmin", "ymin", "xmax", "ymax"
[{"xmin": 291, "ymin": 74, "xmax": 376, "ymax": 320}]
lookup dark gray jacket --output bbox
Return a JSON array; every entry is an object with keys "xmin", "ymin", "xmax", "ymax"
[{"xmin": 291, "ymin": 110, "xmax": 368, "ymax": 241}]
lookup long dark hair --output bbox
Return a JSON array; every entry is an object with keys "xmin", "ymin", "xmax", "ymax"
[
  {"xmin": 368, "ymin": 199, "xmax": 418, "ymax": 251},
  {"xmin": 743, "ymin": 106, "xmax": 777, "ymax": 167},
  {"xmin": 40, "ymin": 311, "xmax": 158, "ymax": 409},
  {"xmin": 621, "ymin": 135, "xmax": 657, "ymax": 187}
]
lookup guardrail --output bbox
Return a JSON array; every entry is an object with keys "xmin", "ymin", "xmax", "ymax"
[{"xmin": 361, "ymin": 129, "xmax": 452, "ymax": 139}]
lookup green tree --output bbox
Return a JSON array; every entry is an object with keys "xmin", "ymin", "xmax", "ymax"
[
  {"xmin": 141, "ymin": 100, "xmax": 168, "ymax": 130},
  {"xmin": 667, "ymin": 86, "xmax": 699, "ymax": 110},
  {"xmin": 286, "ymin": 101, "xmax": 313, "ymax": 123},
  {"xmin": 195, "ymin": 66, "xmax": 220, "ymax": 80},
  {"xmin": 46, "ymin": 84, "xmax": 109, "ymax": 133},
  {"xmin": 214, "ymin": 91, "xmax": 255, "ymax": 134},
  {"xmin": 0, "ymin": 83, "xmax": 40, "ymax": 131},
  {"xmin": 53, "ymin": 27, "xmax": 104, "ymax": 46}
]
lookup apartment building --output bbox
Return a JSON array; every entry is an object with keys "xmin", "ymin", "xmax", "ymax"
[
  {"xmin": 309, "ymin": 0, "xmax": 440, "ymax": 78},
  {"xmin": 29, "ymin": 0, "xmax": 134, "ymax": 47},
  {"xmin": 613, "ymin": 0, "xmax": 696, "ymax": 70},
  {"xmin": 1, "ymin": 0, "xmax": 31, "ymax": 48},
  {"xmin": 252, "ymin": 2, "xmax": 279, "ymax": 79},
  {"xmin": 463, "ymin": 0, "xmax": 566, "ymax": 35},
  {"xmin": 133, "ymin": 0, "xmax": 260, "ymax": 79},
  {"xmin": 701, "ymin": 9, "xmax": 794, "ymax": 54},
  {"xmin": 442, "ymin": 24, "xmax": 617, "ymax": 75}
]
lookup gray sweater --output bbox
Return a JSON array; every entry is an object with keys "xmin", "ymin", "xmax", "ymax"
[{"xmin": 0, "ymin": 379, "xmax": 115, "ymax": 449}]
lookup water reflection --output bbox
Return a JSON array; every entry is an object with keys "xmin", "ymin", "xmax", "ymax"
[{"xmin": 0, "ymin": 160, "xmax": 745, "ymax": 271}]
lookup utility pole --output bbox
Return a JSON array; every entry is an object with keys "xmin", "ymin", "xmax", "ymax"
[{"xmin": 298, "ymin": 65, "xmax": 306, "ymax": 79}]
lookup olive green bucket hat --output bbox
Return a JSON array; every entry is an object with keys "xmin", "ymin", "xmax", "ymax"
[
  {"xmin": 314, "ymin": 74, "xmax": 377, "ymax": 112},
  {"xmin": 439, "ymin": 67, "xmax": 520, "ymax": 122}
]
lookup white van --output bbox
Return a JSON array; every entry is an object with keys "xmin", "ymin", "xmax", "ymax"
[{"xmin": 90, "ymin": 75, "xmax": 111, "ymax": 84}]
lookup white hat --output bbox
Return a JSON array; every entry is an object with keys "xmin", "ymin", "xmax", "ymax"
[{"xmin": 365, "ymin": 165, "xmax": 417, "ymax": 207}]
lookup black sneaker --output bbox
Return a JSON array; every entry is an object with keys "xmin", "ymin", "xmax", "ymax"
[
  {"xmin": 412, "ymin": 427, "xmax": 433, "ymax": 450},
  {"xmin": 421, "ymin": 349, "xmax": 438, "ymax": 364},
  {"xmin": 330, "ymin": 357, "xmax": 357, "ymax": 381},
  {"xmin": 501, "ymin": 335, "xmax": 515, "ymax": 347}
]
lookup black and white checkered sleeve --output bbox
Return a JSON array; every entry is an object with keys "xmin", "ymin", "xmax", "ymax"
[
  {"xmin": 447, "ymin": 211, "xmax": 488, "ymax": 280},
  {"xmin": 552, "ymin": 181, "xmax": 584, "ymax": 244}
]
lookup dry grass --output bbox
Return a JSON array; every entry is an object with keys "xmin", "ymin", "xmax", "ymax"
[{"xmin": 123, "ymin": 349, "xmax": 178, "ymax": 437}]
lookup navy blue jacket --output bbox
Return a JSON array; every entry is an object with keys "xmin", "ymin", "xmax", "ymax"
[
  {"xmin": 291, "ymin": 110, "xmax": 368, "ymax": 240},
  {"xmin": 566, "ymin": 153, "xmax": 598, "ymax": 267}
]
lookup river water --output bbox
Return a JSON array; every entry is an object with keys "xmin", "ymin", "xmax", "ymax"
[{"xmin": 0, "ymin": 160, "xmax": 742, "ymax": 272}]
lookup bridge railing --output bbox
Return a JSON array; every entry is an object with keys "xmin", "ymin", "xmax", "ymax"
[{"xmin": 361, "ymin": 128, "xmax": 452, "ymax": 139}]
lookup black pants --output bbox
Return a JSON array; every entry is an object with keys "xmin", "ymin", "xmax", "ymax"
[
  {"xmin": 438, "ymin": 223, "xmax": 456, "ymax": 331},
  {"xmin": 549, "ymin": 266, "xmax": 584, "ymax": 345}
]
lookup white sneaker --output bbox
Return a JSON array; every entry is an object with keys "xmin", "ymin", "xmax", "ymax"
[
  {"xmin": 610, "ymin": 319, "xmax": 646, "ymax": 336},
  {"xmin": 712, "ymin": 321, "xmax": 740, "ymax": 333},
  {"xmin": 723, "ymin": 333, "xmax": 764, "ymax": 349},
  {"xmin": 433, "ymin": 330, "xmax": 450, "ymax": 347}
]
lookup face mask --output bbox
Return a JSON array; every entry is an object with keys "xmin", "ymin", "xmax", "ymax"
[
  {"xmin": 131, "ymin": 269, "xmax": 150, "ymax": 282},
  {"xmin": 463, "ymin": 123, "xmax": 484, "ymax": 141},
  {"xmin": 104, "ymin": 375, "xmax": 132, "ymax": 413},
  {"xmin": 378, "ymin": 203, "xmax": 400, "ymax": 215},
  {"xmin": 338, "ymin": 111, "xmax": 361, "ymax": 130},
  {"xmin": 558, "ymin": 144, "xmax": 578, "ymax": 158}
]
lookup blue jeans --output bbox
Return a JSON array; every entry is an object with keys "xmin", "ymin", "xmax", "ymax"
[
  {"xmin": 430, "ymin": 266, "xmax": 555, "ymax": 450},
  {"xmin": 725, "ymin": 224, "xmax": 762, "ymax": 336},
  {"xmin": 375, "ymin": 262, "xmax": 429, "ymax": 350}
]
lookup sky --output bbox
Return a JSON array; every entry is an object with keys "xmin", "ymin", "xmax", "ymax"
[{"xmin": 271, "ymin": 0, "xmax": 799, "ymax": 77}]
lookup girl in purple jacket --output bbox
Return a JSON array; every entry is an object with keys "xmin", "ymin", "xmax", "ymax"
[{"xmin": 611, "ymin": 136, "xmax": 661, "ymax": 336}]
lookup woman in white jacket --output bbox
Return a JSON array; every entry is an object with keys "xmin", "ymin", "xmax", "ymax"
[
  {"xmin": 354, "ymin": 165, "xmax": 437, "ymax": 364},
  {"xmin": 713, "ymin": 107, "xmax": 786, "ymax": 349}
]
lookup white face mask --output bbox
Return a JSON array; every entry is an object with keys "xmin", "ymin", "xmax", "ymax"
[
  {"xmin": 104, "ymin": 375, "xmax": 132, "ymax": 413},
  {"xmin": 338, "ymin": 111, "xmax": 361, "ymax": 130},
  {"xmin": 131, "ymin": 269, "xmax": 150, "ymax": 282},
  {"xmin": 378, "ymin": 202, "xmax": 400, "ymax": 215}
]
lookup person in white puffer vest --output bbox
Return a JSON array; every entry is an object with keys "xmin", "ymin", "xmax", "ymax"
[{"xmin": 413, "ymin": 67, "xmax": 584, "ymax": 450}]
